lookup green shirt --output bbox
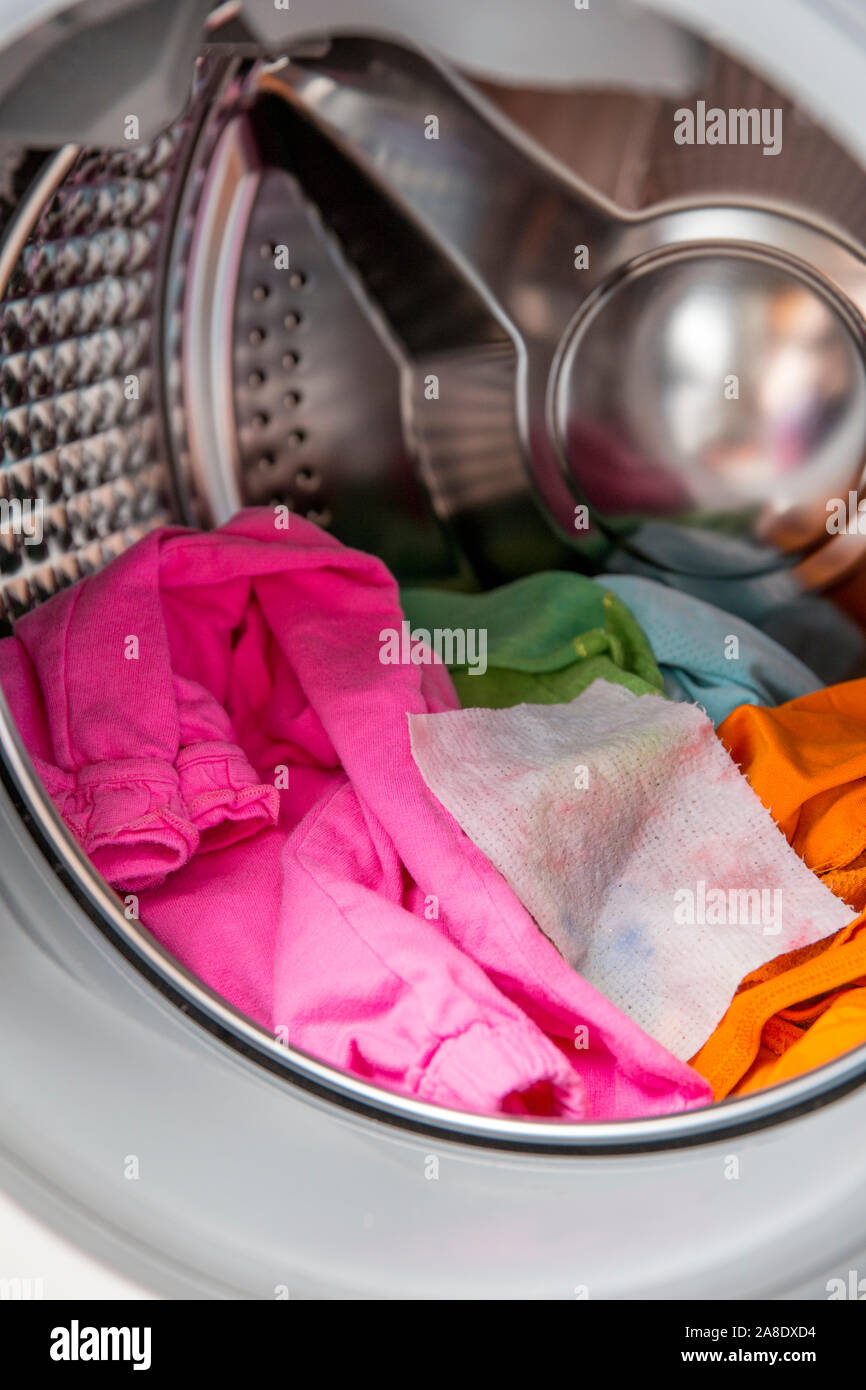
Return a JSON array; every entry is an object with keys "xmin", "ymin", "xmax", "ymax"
[{"xmin": 401, "ymin": 571, "xmax": 664, "ymax": 709}]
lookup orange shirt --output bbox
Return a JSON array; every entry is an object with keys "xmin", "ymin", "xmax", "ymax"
[{"xmin": 690, "ymin": 680, "xmax": 866, "ymax": 1097}]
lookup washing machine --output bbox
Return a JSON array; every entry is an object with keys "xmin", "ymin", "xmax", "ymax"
[{"xmin": 1, "ymin": 0, "xmax": 866, "ymax": 1302}]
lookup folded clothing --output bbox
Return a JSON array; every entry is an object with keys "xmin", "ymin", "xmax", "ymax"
[
  {"xmin": 409, "ymin": 681, "xmax": 855, "ymax": 1061},
  {"xmin": 598, "ymin": 574, "xmax": 821, "ymax": 725},
  {"xmin": 690, "ymin": 679, "xmax": 866, "ymax": 1096},
  {"xmin": 400, "ymin": 570, "xmax": 664, "ymax": 709},
  {"xmin": 0, "ymin": 511, "xmax": 710, "ymax": 1120}
]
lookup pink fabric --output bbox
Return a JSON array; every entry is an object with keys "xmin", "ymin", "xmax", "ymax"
[{"xmin": 0, "ymin": 510, "xmax": 711, "ymax": 1119}]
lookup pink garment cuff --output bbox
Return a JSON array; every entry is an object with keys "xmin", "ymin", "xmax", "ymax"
[
  {"xmin": 176, "ymin": 741, "xmax": 280, "ymax": 850},
  {"xmin": 35, "ymin": 744, "xmax": 279, "ymax": 892},
  {"xmin": 415, "ymin": 1019, "xmax": 586, "ymax": 1118}
]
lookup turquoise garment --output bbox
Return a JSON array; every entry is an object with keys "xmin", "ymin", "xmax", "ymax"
[{"xmin": 599, "ymin": 574, "xmax": 822, "ymax": 725}]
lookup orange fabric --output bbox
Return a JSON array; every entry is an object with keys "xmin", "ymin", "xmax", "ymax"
[
  {"xmin": 734, "ymin": 989, "xmax": 866, "ymax": 1094},
  {"xmin": 719, "ymin": 679, "xmax": 866, "ymax": 894},
  {"xmin": 689, "ymin": 919, "xmax": 866, "ymax": 1096},
  {"xmin": 689, "ymin": 679, "xmax": 866, "ymax": 1098}
]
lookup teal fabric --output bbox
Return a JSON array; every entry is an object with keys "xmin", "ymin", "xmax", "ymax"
[{"xmin": 599, "ymin": 574, "xmax": 822, "ymax": 725}]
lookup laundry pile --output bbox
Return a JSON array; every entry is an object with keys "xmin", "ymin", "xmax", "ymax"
[{"xmin": 2, "ymin": 508, "xmax": 865, "ymax": 1121}]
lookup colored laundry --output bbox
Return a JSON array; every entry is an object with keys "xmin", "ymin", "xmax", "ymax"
[
  {"xmin": 409, "ymin": 681, "xmax": 855, "ymax": 1061},
  {"xmin": 690, "ymin": 679, "xmax": 866, "ymax": 1096},
  {"xmin": 734, "ymin": 988, "xmax": 866, "ymax": 1095},
  {"xmin": 689, "ymin": 914, "xmax": 866, "ymax": 1097},
  {"xmin": 602, "ymin": 548, "xmax": 866, "ymax": 687},
  {"xmin": 0, "ymin": 511, "xmax": 711, "ymax": 1121},
  {"xmin": 598, "ymin": 574, "xmax": 821, "ymax": 725},
  {"xmin": 719, "ymin": 679, "xmax": 866, "ymax": 910},
  {"xmin": 400, "ymin": 570, "xmax": 664, "ymax": 709}
]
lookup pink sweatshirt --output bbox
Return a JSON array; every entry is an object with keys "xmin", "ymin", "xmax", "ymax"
[{"xmin": 0, "ymin": 510, "xmax": 711, "ymax": 1119}]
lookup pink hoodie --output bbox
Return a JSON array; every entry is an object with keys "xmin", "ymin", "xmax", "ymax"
[{"xmin": 0, "ymin": 510, "xmax": 711, "ymax": 1119}]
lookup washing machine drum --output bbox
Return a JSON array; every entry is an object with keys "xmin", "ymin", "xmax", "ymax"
[{"xmin": 2, "ymin": 0, "xmax": 866, "ymax": 1300}]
